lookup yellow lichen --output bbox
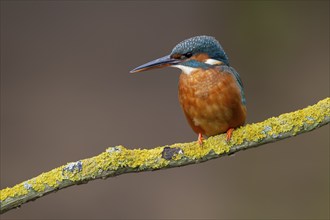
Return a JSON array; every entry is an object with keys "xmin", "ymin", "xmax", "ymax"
[
  {"xmin": 26, "ymin": 167, "xmax": 64, "ymax": 192},
  {"xmin": 0, "ymin": 183, "xmax": 28, "ymax": 201},
  {"xmin": 1, "ymin": 98, "xmax": 328, "ymax": 205},
  {"xmin": 171, "ymin": 149, "xmax": 184, "ymax": 160},
  {"xmin": 226, "ymin": 98, "xmax": 330, "ymax": 146}
]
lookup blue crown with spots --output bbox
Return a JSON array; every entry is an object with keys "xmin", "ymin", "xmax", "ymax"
[{"xmin": 171, "ymin": 35, "xmax": 230, "ymax": 66}]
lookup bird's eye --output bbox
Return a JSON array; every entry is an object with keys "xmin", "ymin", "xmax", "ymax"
[
  {"xmin": 180, "ymin": 52, "xmax": 192, "ymax": 59},
  {"xmin": 184, "ymin": 52, "xmax": 192, "ymax": 58}
]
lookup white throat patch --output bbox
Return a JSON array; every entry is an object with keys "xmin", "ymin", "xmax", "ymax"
[{"xmin": 171, "ymin": 65, "xmax": 197, "ymax": 75}]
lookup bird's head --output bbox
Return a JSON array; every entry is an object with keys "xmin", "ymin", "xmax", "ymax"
[{"xmin": 130, "ymin": 35, "xmax": 229, "ymax": 74}]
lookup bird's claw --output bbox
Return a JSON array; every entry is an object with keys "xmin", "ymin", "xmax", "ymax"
[
  {"xmin": 198, "ymin": 133, "xmax": 204, "ymax": 146},
  {"xmin": 226, "ymin": 128, "xmax": 234, "ymax": 142}
]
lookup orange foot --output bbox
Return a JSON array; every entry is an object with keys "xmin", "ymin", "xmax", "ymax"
[
  {"xmin": 198, "ymin": 133, "xmax": 204, "ymax": 145},
  {"xmin": 226, "ymin": 128, "xmax": 234, "ymax": 142}
]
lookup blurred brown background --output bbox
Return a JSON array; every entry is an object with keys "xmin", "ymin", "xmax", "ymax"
[{"xmin": 1, "ymin": 1, "xmax": 329, "ymax": 219}]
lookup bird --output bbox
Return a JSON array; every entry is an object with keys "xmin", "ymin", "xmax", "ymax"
[{"xmin": 130, "ymin": 35, "xmax": 246, "ymax": 145}]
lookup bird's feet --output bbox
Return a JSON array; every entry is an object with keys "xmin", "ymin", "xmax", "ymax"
[
  {"xmin": 226, "ymin": 128, "xmax": 234, "ymax": 142},
  {"xmin": 198, "ymin": 133, "xmax": 204, "ymax": 145}
]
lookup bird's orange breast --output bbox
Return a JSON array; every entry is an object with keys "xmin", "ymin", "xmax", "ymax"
[{"xmin": 178, "ymin": 68, "xmax": 246, "ymax": 136}]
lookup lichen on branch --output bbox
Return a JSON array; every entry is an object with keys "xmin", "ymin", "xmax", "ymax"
[{"xmin": 1, "ymin": 97, "xmax": 329, "ymax": 214}]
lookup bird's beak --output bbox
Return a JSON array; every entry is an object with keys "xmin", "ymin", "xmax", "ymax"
[{"xmin": 130, "ymin": 55, "xmax": 180, "ymax": 73}]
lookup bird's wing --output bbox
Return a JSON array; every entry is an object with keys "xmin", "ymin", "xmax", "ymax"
[{"xmin": 217, "ymin": 65, "xmax": 246, "ymax": 105}]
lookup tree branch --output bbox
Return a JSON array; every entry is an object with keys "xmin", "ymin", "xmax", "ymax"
[{"xmin": 1, "ymin": 98, "xmax": 329, "ymax": 214}]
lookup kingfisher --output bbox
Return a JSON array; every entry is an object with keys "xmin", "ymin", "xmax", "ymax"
[{"xmin": 130, "ymin": 35, "xmax": 246, "ymax": 145}]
